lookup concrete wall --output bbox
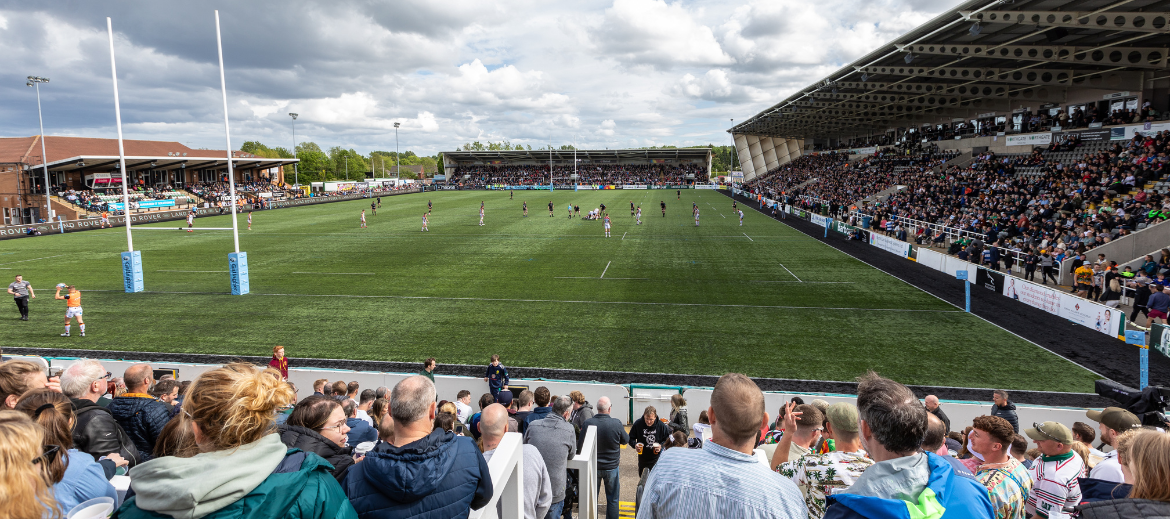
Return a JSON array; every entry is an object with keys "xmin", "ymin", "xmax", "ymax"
[{"xmin": 734, "ymin": 135, "xmax": 803, "ymax": 182}]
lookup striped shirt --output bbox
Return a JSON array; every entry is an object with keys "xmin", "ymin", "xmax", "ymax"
[
  {"xmin": 636, "ymin": 439, "xmax": 808, "ymax": 519},
  {"xmin": 1026, "ymin": 451, "xmax": 1084, "ymax": 519}
]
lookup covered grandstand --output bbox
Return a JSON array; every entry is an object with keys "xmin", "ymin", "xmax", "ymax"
[
  {"xmin": 731, "ymin": 0, "xmax": 1170, "ymax": 182},
  {"xmin": 441, "ymin": 148, "xmax": 711, "ymax": 187}
]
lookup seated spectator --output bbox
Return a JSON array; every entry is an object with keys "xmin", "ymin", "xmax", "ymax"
[
  {"xmin": 279, "ymin": 395, "xmax": 354, "ymax": 483},
  {"xmin": 482, "ymin": 403, "xmax": 552, "ymax": 519},
  {"xmin": 692, "ymin": 410, "xmax": 711, "ymax": 440},
  {"xmin": 969, "ymin": 415, "xmax": 1032, "ymax": 519},
  {"xmin": 0, "ymin": 410, "xmax": 62, "ymax": 518},
  {"xmin": 116, "ymin": 363, "xmax": 355, "ymax": 519},
  {"xmin": 638, "ymin": 373, "xmax": 806, "ymax": 518},
  {"xmin": 1, "ymin": 359, "xmax": 58, "ymax": 408},
  {"xmin": 1075, "ymin": 429, "xmax": 1170, "ymax": 518},
  {"xmin": 629, "ymin": 405, "xmax": 672, "ymax": 476},
  {"xmin": 16, "ymin": 389, "xmax": 117, "ymax": 514},
  {"xmin": 1079, "ymin": 428, "xmax": 1140, "ymax": 503},
  {"xmin": 524, "ymin": 395, "xmax": 577, "ymax": 519},
  {"xmin": 1025, "ymin": 421, "xmax": 1086, "ymax": 519},
  {"xmin": 344, "ymin": 375, "xmax": 492, "ymax": 518},
  {"xmin": 61, "ymin": 359, "xmax": 140, "ymax": 475},
  {"xmin": 777, "ymin": 402, "xmax": 874, "ymax": 519},
  {"xmin": 344, "ymin": 399, "xmax": 378, "ymax": 445},
  {"xmin": 312, "ymin": 379, "xmax": 328, "ymax": 397},
  {"xmin": 151, "ymin": 378, "xmax": 181, "ymax": 417},
  {"xmin": 822, "ymin": 372, "xmax": 993, "ymax": 519},
  {"xmin": 370, "ymin": 397, "xmax": 390, "ymax": 431},
  {"xmin": 108, "ymin": 364, "xmax": 172, "ymax": 460},
  {"xmin": 1010, "ymin": 435, "xmax": 1030, "ymax": 468}
]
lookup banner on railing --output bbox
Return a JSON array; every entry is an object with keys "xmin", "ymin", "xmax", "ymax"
[
  {"xmin": 623, "ymin": 184, "xmax": 648, "ymax": 190},
  {"xmin": 975, "ymin": 268, "xmax": 1006, "ymax": 293},
  {"xmin": 1006, "ymin": 133, "xmax": 1052, "ymax": 146},
  {"xmin": 695, "ymin": 184, "xmax": 717, "ymax": 190},
  {"xmin": 868, "ymin": 233, "xmax": 911, "ymax": 257},
  {"xmin": 810, "ymin": 214, "xmax": 832, "ymax": 228},
  {"xmin": 1001, "ymin": 272, "xmax": 1123, "ymax": 338}
]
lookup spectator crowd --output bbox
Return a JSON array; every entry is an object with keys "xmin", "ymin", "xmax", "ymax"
[
  {"xmin": 453, "ymin": 163, "xmax": 706, "ymax": 187},
  {"xmin": 1, "ymin": 354, "xmax": 1168, "ymax": 519}
]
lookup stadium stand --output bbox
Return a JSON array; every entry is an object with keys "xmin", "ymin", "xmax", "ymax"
[{"xmin": 441, "ymin": 148, "xmax": 712, "ymax": 188}]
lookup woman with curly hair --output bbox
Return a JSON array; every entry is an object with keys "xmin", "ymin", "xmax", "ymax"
[{"xmin": 0, "ymin": 410, "xmax": 62, "ymax": 519}]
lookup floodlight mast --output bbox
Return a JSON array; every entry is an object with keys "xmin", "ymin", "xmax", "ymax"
[
  {"xmin": 289, "ymin": 113, "xmax": 298, "ymax": 186},
  {"xmin": 394, "ymin": 121, "xmax": 400, "ymax": 181},
  {"xmin": 26, "ymin": 76, "xmax": 51, "ymax": 224}
]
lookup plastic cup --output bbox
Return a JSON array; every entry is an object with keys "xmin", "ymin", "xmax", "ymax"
[
  {"xmin": 636, "ymin": 443, "xmax": 643, "ymax": 455},
  {"xmin": 68, "ymin": 497, "xmax": 114, "ymax": 519}
]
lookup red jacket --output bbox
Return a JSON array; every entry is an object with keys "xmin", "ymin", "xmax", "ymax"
[{"xmin": 269, "ymin": 356, "xmax": 288, "ymax": 379}]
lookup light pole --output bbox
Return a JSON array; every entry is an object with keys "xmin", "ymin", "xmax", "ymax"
[
  {"xmin": 289, "ymin": 113, "xmax": 299, "ymax": 187},
  {"xmin": 729, "ymin": 117, "xmax": 736, "ymax": 184},
  {"xmin": 27, "ymin": 76, "xmax": 51, "ymax": 222},
  {"xmin": 393, "ymin": 122, "xmax": 400, "ymax": 181},
  {"xmin": 344, "ymin": 155, "xmax": 348, "ymax": 180}
]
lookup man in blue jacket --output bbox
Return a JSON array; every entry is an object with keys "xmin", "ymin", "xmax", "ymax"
[
  {"xmin": 823, "ymin": 372, "xmax": 994, "ymax": 519},
  {"xmin": 108, "ymin": 364, "xmax": 172, "ymax": 460},
  {"xmin": 344, "ymin": 375, "xmax": 493, "ymax": 519}
]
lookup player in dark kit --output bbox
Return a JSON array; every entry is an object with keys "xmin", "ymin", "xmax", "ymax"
[
  {"xmin": 630, "ymin": 201, "xmax": 636, "ymax": 216},
  {"xmin": 548, "ymin": 201, "xmax": 554, "ymax": 217},
  {"xmin": 428, "ymin": 200, "xmax": 432, "ymax": 213},
  {"xmin": 523, "ymin": 201, "xmax": 528, "ymax": 217},
  {"xmin": 661, "ymin": 201, "xmax": 666, "ymax": 217},
  {"xmin": 676, "ymin": 190, "xmax": 680, "ymax": 200}
]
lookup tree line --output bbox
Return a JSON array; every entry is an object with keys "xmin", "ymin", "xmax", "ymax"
[
  {"xmin": 240, "ymin": 141, "xmax": 441, "ymax": 183},
  {"xmin": 457, "ymin": 141, "xmax": 738, "ymax": 173}
]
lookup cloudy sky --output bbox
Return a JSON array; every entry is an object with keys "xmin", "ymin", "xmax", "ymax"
[{"xmin": 0, "ymin": 0, "xmax": 963, "ymax": 155}]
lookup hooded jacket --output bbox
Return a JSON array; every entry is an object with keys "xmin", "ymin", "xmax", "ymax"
[
  {"xmin": 108, "ymin": 394, "xmax": 173, "ymax": 461},
  {"xmin": 990, "ymin": 402, "xmax": 1020, "ymax": 433},
  {"xmin": 114, "ymin": 434, "xmax": 356, "ymax": 519},
  {"xmin": 346, "ymin": 418, "xmax": 379, "ymax": 446},
  {"xmin": 343, "ymin": 428, "xmax": 492, "ymax": 519},
  {"xmin": 277, "ymin": 424, "xmax": 354, "ymax": 483},
  {"xmin": 1075, "ymin": 498, "xmax": 1170, "ymax": 519},
  {"xmin": 570, "ymin": 401, "xmax": 594, "ymax": 431},
  {"xmin": 72, "ymin": 397, "xmax": 143, "ymax": 468},
  {"xmin": 823, "ymin": 452, "xmax": 995, "ymax": 519}
]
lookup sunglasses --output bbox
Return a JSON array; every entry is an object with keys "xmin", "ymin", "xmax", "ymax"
[
  {"xmin": 1031, "ymin": 422, "xmax": 1060, "ymax": 442},
  {"xmin": 33, "ymin": 444, "xmax": 61, "ymax": 465}
]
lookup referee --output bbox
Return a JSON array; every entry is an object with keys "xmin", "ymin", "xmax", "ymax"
[{"xmin": 8, "ymin": 274, "xmax": 34, "ymax": 321}]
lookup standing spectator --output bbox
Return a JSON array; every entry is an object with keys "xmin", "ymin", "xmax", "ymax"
[
  {"xmin": 629, "ymin": 406, "xmax": 672, "ymax": 476},
  {"xmin": 108, "ymin": 364, "xmax": 172, "ymax": 460},
  {"xmin": 16, "ymin": 390, "xmax": 118, "ymax": 512},
  {"xmin": 484, "ymin": 354, "xmax": 509, "ymax": 400},
  {"xmin": 421, "ymin": 357, "xmax": 436, "ymax": 383},
  {"xmin": 61, "ymin": 359, "xmax": 141, "ymax": 471},
  {"xmin": 515, "ymin": 390, "xmax": 535, "ymax": 425},
  {"xmin": 925, "ymin": 395, "xmax": 951, "ymax": 433},
  {"xmin": 637, "ymin": 373, "xmax": 806, "ymax": 519},
  {"xmin": 279, "ymin": 395, "xmax": 354, "ymax": 483},
  {"xmin": 1144, "ymin": 285, "xmax": 1170, "ymax": 329},
  {"xmin": 778, "ymin": 402, "xmax": 874, "ymax": 519},
  {"xmin": 990, "ymin": 390, "xmax": 1019, "ymax": 433},
  {"xmin": 667, "ymin": 394, "xmax": 688, "ymax": 437},
  {"xmin": 1086, "ymin": 407, "xmax": 1141, "ymax": 483},
  {"xmin": 822, "ymin": 372, "xmax": 993, "ymax": 519},
  {"xmin": 470, "ymin": 393, "xmax": 494, "ymax": 440},
  {"xmin": 268, "ymin": 346, "xmax": 288, "ymax": 380},
  {"xmin": 355, "ymin": 389, "xmax": 376, "ymax": 426},
  {"xmin": 8, "ymin": 274, "xmax": 34, "ymax": 321},
  {"xmin": 923, "ymin": 414, "xmax": 976, "ymax": 479},
  {"xmin": 454, "ymin": 390, "xmax": 473, "ymax": 425},
  {"xmin": 568, "ymin": 390, "xmax": 594, "ymax": 431},
  {"xmin": 769, "ymin": 403, "xmax": 825, "ymax": 469},
  {"xmin": 330, "ymin": 381, "xmax": 348, "ymax": 398},
  {"xmin": 1075, "ymin": 429, "xmax": 1166, "ymax": 517},
  {"xmin": 522, "ymin": 386, "xmax": 553, "ymax": 432},
  {"xmin": 970, "ymin": 416, "xmax": 1032, "ymax": 519},
  {"xmin": 0, "ymin": 410, "xmax": 62, "ymax": 518},
  {"xmin": 1129, "ymin": 279, "xmax": 1152, "ymax": 326},
  {"xmin": 1040, "ymin": 252, "xmax": 1058, "ymax": 285},
  {"xmin": 312, "ymin": 379, "xmax": 328, "ymax": 397},
  {"xmin": 116, "ymin": 363, "xmax": 355, "ymax": 519},
  {"xmin": 581, "ymin": 396, "xmax": 628, "ymax": 519},
  {"xmin": 346, "ymin": 381, "xmax": 359, "ymax": 402},
  {"xmin": 344, "ymin": 399, "xmax": 378, "ymax": 445},
  {"xmin": 344, "ymin": 375, "xmax": 493, "ymax": 518},
  {"xmin": 482, "ymin": 403, "xmax": 552, "ymax": 519},
  {"xmin": 525, "ymin": 396, "xmax": 577, "ymax": 519},
  {"xmin": 1025, "ymin": 421, "xmax": 1085, "ymax": 519}
]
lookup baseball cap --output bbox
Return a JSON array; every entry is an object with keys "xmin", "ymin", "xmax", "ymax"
[
  {"xmin": 825, "ymin": 402, "xmax": 859, "ymax": 433},
  {"xmin": 495, "ymin": 390, "xmax": 513, "ymax": 407},
  {"xmin": 1086, "ymin": 407, "xmax": 1141, "ymax": 432},
  {"xmin": 1026, "ymin": 421, "xmax": 1074, "ymax": 444}
]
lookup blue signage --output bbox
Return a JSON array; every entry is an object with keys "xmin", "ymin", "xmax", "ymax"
[
  {"xmin": 1126, "ymin": 330, "xmax": 1147, "ymax": 346},
  {"xmin": 228, "ymin": 252, "xmax": 250, "ymax": 295},
  {"xmin": 111, "ymin": 200, "xmax": 177, "ymax": 210},
  {"xmin": 121, "ymin": 251, "xmax": 144, "ymax": 293},
  {"xmin": 956, "ymin": 270, "xmax": 968, "ymax": 280}
]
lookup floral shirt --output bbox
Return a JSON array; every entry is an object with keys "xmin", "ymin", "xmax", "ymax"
[
  {"xmin": 777, "ymin": 450, "xmax": 874, "ymax": 519},
  {"xmin": 976, "ymin": 458, "xmax": 1033, "ymax": 519}
]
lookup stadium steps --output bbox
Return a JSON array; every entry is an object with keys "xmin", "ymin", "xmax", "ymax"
[
  {"xmin": 179, "ymin": 189, "xmax": 207, "ymax": 205},
  {"xmin": 790, "ymin": 177, "xmax": 820, "ymax": 191},
  {"xmin": 854, "ymin": 184, "xmax": 906, "ymax": 208},
  {"xmin": 49, "ymin": 196, "xmax": 84, "ymax": 220}
]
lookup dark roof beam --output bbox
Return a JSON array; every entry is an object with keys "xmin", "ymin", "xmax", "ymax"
[{"xmin": 962, "ymin": 10, "xmax": 1170, "ymax": 35}]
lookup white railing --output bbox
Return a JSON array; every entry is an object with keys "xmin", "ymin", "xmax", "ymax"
[
  {"xmin": 567, "ymin": 425, "xmax": 599, "ymax": 519},
  {"xmin": 472, "ymin": 432, "xmax": 525, "ymax": 519}
]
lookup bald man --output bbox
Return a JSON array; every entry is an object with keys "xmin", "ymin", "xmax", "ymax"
[
  {"xmin": 924, "ymin": 395, "xmax": 950, "ymax": 433},
  {"xmin": 482, "ymin": 404, "xmax": 552, "ymax": 519},
  {"xmin": 581, "ymin": 396, "xmax": 629, "ymax": 519},
  {"xmin": 107, "ymin": 364, "xmax": 172, "ymax": 460}
]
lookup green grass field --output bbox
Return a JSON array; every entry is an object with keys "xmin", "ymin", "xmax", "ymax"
[{"xmin": 3, "ymin": 189, "xmax": 1097, "ymax": 391}]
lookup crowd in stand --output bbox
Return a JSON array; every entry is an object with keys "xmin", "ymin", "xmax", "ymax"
[
  {"xmin": 2, "ymin": 352, "xmax": 1168, "ymax": 519},
  {"xmin": 452, "ymin": 163, "xmax": 706, "ymax": 187}
]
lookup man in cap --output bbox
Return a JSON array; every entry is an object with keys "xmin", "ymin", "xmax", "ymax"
[
  {"xmin": 1025, "ymin": 421, "xmax": 1084, "ymax": 519},
  {"xmin": 1086, "ymin": 407, "xmax": 1141, "ymax": 483},
  {"xmin": 777, "ymin": 402, "xmax": 874, "ymax": 519}
]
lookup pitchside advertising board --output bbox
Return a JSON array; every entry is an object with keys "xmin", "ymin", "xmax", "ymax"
[
  {"xmin": 1148, "ymin": 324, "xmax": 1170, "ymax": 360},
  {"xmin": 1000, "ymin": 276, "xmax": 1123, "ymax": 338},
  {"xmin": 868, "ymin": 233, "xmax": 911, "ymax": 257},
  {"xmin": 809, "ymin": 214, "xmax": 832, "ymax": 228}
]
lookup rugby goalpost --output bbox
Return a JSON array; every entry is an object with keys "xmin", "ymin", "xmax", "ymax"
[{"xmin": 108, "ymin": 11, "xmax": 249, "ymax": 295}]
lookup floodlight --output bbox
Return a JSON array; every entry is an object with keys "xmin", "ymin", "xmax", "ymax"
[
  {"xmin": 862, "ymin": 73, "xmax": 869, "ymax": 82},
  {"xmin": 394, "ymin": 122, "xmax": 401, "ymax": 128},
  {"xmin": 904, "ymin": 53, "xmax": 915, "ymax": 64},
  {"xmin": 969, "ymin": 22, "xmax": 982, "ymax": 35},
  {"xmin": 289, "ymin": 113, "xmax": 298, "ymax": 120}
]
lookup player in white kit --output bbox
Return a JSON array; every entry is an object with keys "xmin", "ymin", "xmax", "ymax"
[
  {"xmin": 694, "ymin": 208, "xmax": 700, "ymax": 227},
  {"xmin": 186, "ymin": 211, "xmax": 195, "ymax": 232},
  {"xmin": 422, "ymin": 212, "xmax": 429, "ymax": 231},
  {"xmin": 479, "ymin": 204, "xmax": 485, "ymax": 226},
  {"xmin": 738, "ymin": 209, "xmax": 744, "ymax": 226},
  {"xmin": 247, "ymin": 211, "xmax": 253, "ymax": 230},
  {"xmin": 603, "ymin": 213, "xmax": 611, "ymax": 237},
  {"xmin": 360, "ymin": 209, "xmax": 367, "ymax": 228},
  {"xmin": 636, "ymin": 206, "xmax": 642, "ymax": 225}
]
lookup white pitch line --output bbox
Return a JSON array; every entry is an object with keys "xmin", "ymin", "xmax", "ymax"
[
  {"xmin": 290, "ymin": 272, "xmax": 375, "ymax": 275},
  {"xmin": 751, "ymin": 280, "xmax": 854, "ymax": 284},
  {"xmin": 156, "ymin": 270, "xmax": 228, "ymax": 273},
  {"xmin": 83, "ymin": 289, "xmax": 963, "ymax": 313},
  {"xmin": 599, "ymin": 261, "xmax": 612, "ymax": 279},
  {"xmin": 779, "ymin": 263, "xmax": 802, "ymax": 282},
  {"xmin": 0, "ymin": 254, "xmax": 68, "ymax": 265},
  {"xmin": 743, "ymin": 233, "xmax": 754, "ymax": 242},
  {"xmin": 622, "ymin": 232, "xmax": 627, "ymax": 240}
]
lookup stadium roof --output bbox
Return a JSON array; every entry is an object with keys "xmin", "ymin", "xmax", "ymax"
[
  {"xmin": 731, "ymin": 0, "xmax": 1170, "ymax": 140},
  {"xmin": 0, "ymin": 136, "xmax": 297, "ymax": 173},
  {"xmin": 444, "ymin": 148, "xmax": 711, "ymax": 163}
]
